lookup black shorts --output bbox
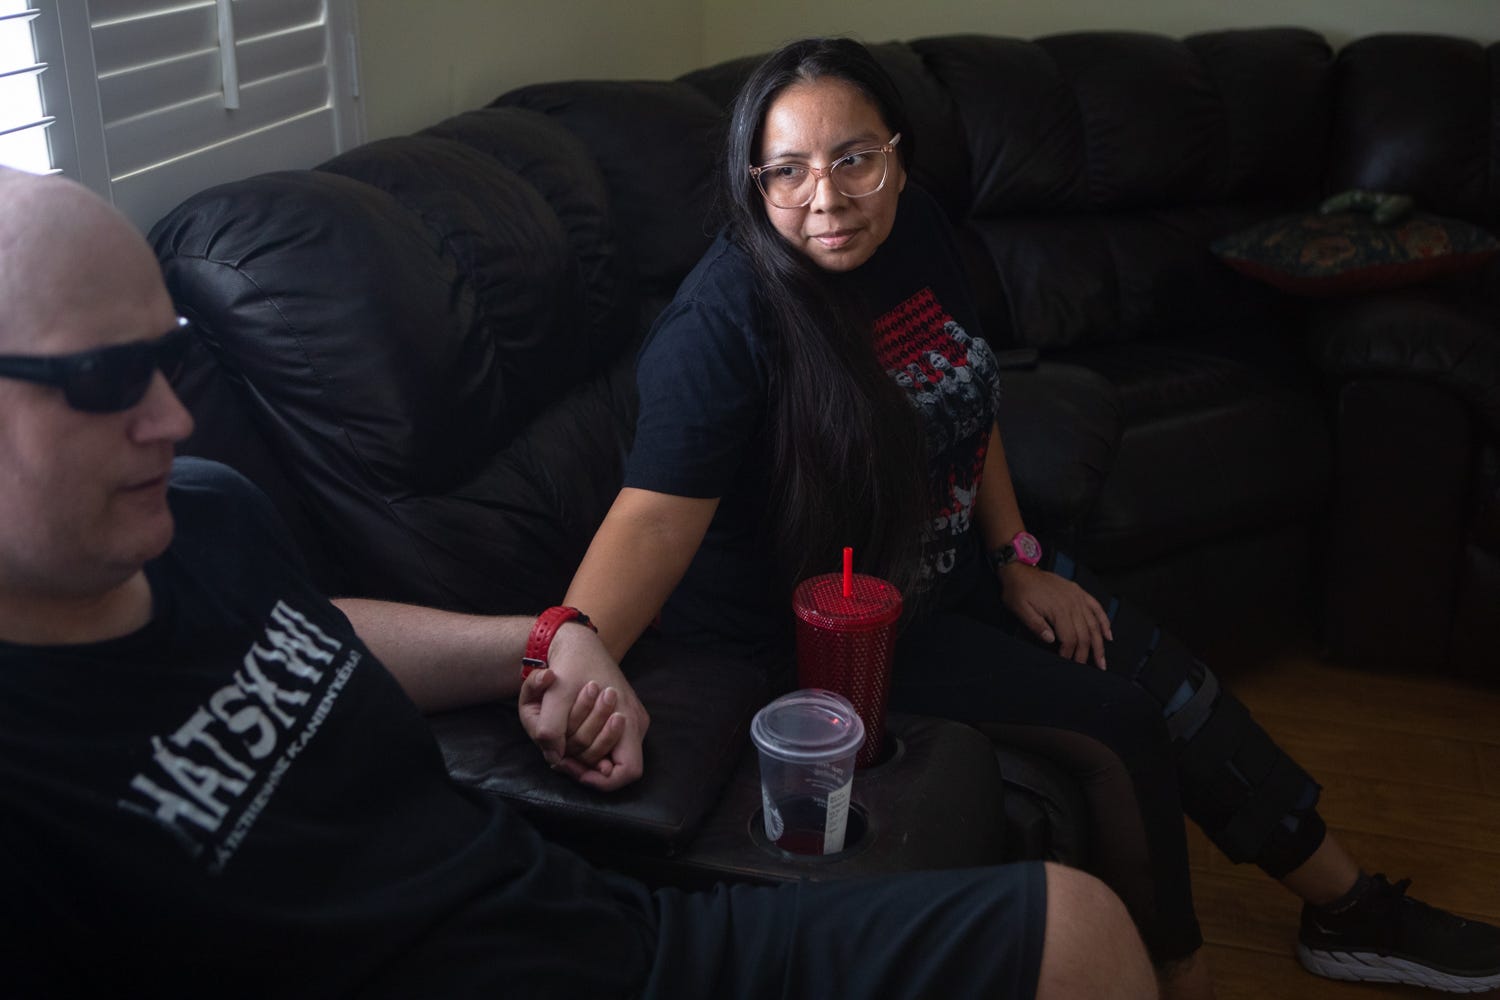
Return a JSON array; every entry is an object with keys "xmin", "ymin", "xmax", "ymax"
[{"xmin": 643, "ymin": 861, "xmax": 1047, "ymax": 999}]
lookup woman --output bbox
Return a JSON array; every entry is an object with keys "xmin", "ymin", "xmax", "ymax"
[{"xmin": 543, "ymin": 36, "xmax": 1499, "ymax": 998}]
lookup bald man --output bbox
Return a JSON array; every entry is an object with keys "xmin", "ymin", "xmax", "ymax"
[{"xmin": 0, "ymin": 169, "xmax": 1155, "ymax": 999}]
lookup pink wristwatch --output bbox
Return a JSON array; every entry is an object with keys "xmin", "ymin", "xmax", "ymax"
[{"xmin": 987, "ymin": 531, "xmax": 1042, "ymax": 573}]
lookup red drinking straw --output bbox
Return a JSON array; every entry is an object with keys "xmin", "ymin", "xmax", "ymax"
[{"xmin": 842, "ymin": 546, "xmax": 853, "ymax": 598}]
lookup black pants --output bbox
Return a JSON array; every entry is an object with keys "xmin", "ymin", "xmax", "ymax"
[{"xmin": 889, "ymin": 552, "xmax": 1327, "ymax": 963}]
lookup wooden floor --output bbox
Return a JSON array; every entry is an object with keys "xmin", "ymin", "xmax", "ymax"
[{"xmin": 1190, "ymin": 651, "xmax": 1500, "ymax": 998}]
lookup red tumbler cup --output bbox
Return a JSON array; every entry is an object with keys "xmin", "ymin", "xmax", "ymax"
[{"xmin": 791, "ymin": 572, "xmax": 903, "ymax": 768}]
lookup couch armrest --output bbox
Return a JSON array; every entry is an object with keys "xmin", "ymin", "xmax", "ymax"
[
  {"xmin": 1308, "ymin": 291, "xmax": 1500, "ymax": 437},
  {"xmin": 1323, "ymin": 377, "xmax": 1472, "ymax": 668},
  {"xmin": 996, "ymin": 361, "xmax": 1123, "ymax": 545},
  {"xmin": 429, "ymin": 634, "xmax": 770, "ymax": 856}
]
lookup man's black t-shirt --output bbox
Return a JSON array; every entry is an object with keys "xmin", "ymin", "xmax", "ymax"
[
  {"xmin": 626, "ymin": 186, "xmax": 1002, "ymax": 653},
  {"xmin": 0, "ymin": 459, "xmax": 655, "ymax": 998}
]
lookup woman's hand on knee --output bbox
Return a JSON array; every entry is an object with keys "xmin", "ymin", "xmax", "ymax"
[{"xmin": 998, "ymin": 564, "xmax": 1114, "ymax": 669}]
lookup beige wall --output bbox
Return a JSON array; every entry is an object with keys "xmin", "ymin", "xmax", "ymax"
[
  {"xmin": 357, "ymin": 0, "xmax": 1496, "ymax": 140},
  {"xmin": 703, "ymin": 0, "xmax": 1497, "ymax": 60},
  {"xmin": 357, "ymin": 0, "xmax": 704, "ymax": 140}
]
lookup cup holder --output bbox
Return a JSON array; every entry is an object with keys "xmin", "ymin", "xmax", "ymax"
[
  {"xmin": 748, "ymin": 802, "xmax": 871, "ymax": 863},
  {"xmin": 857, "ymin": 732, "xmax": 904, "ymax": 774}
]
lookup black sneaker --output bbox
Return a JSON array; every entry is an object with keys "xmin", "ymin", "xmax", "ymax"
[{"xmin": 1298, "ymin": 874, "xmax": 1500, "ymax": 993}]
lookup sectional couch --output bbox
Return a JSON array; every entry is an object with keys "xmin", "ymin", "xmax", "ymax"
[{"xmin": 151, "ymin": 27, "xmax": 1500, "ymax": 872}]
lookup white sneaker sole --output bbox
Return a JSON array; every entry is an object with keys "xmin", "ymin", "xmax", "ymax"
[{"xmin": 1299, "ymin": 943, "xmax": 1500, "ymax": 994}]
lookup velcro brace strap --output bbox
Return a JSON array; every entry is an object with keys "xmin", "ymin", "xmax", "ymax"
[
  {"xmin": 1133, "ymin": 631, "xmax": 1196, "ymax": 707},
  {"xmin": 1215, "ymin": 755, "xmax": 1317, "ymax": 864},
  {"xmin": 1165, "ymin": 665, "xmax": 1218, "ymax": 743}
]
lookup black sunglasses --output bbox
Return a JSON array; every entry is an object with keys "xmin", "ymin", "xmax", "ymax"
[{"xmin": 0, "ymin": 318, "xmax": 194, "ymax": 413}]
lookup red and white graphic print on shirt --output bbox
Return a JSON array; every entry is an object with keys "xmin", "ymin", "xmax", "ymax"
[{"xmin": 874, "ymin": 286, "xmax": 1002, "ymax": 578}]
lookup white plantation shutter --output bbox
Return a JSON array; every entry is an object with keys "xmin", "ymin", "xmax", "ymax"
[
  {"xmin": 0, "ymin": 1, "xmax": 59, "ymax": 173},
  {"xmin": 51, "ymin": 0, "xmax": 362, "ymax": 230}
]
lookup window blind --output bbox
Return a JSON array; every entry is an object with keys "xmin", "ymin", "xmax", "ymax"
[
  {"xmin": 57, "ymin": 0, "xmax": 361, "ymax": 230},
  {"xmin": 0, "ymin": 2, "xmax": 53, "ymax": 173}
]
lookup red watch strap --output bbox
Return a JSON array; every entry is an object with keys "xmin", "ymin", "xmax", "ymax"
[{"xmin": 521, "ymin": 606, "xmax": 597, "ymax": 678}]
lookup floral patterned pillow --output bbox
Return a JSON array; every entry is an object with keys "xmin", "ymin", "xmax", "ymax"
[{"xmin": 1212, "ymin": 211, "xmax": 1499, "ymax": 296}]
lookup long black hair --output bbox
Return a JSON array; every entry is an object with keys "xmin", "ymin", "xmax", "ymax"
[{"xmin": 723, "ymin": 37, "xmax": 931, "ymax": 604}]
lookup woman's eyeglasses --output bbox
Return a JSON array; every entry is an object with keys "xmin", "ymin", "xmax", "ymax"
[
  {"xmin": 0, "ymin": 318, "xmax": 194, "ymax": 413},
  {"xmin": 749, "ymin": 134, "xmax": 901, "ymax": 209}
]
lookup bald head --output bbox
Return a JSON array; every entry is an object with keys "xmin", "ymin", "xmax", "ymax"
[
  {"xmin": 0, "ymin": 168, "xmax": 170, "ymax": 354},
  {"xmin": 0, "ymin": 169, "xmax": 193, "ymax": 640}
]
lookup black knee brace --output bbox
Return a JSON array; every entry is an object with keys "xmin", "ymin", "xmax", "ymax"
[{"xmin": 1052, "ymin": 554, "xmax": 1325, "ymax": 876}]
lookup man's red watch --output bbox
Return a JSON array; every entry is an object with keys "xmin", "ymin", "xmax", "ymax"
[{"xmin": 520, "ymin": 606, "xmax": 597, "ymax": 678}]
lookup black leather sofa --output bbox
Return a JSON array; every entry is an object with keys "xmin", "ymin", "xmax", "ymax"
[{"xmin": 151, "ymin": 27, "xmax": 1499, "ymax": 879}]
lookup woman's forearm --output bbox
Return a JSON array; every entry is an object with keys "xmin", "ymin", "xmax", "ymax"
[
  {"xmin": 564, "ymin": 487, "xmax": 719, "ymax": 661},
  {"xmin": 975, "ymin": 421, "xmax": 1028, "ymax": 552}
]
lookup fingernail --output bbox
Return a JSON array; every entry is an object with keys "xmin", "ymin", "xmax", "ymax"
[
  {"xmin": 543, "ymin": 751, "xmax": 560, "ymax": 767},
  {"xmin": 584, "ymin": 681, "xmax": 598, "ymax": 697}
]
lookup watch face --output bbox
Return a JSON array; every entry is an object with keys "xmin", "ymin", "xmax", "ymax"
[{"xmin": 1015, "ymin": 532, "xmax": 1042, "ymax": 565}]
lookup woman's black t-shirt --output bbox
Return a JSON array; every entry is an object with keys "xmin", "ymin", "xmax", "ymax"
[{"xmin": 625, "ymin": 187, "xmax": 1002, "ymax": 653}]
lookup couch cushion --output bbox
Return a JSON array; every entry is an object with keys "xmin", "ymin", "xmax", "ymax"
[
  {"xmin": 372, "ymin": 357, "xmax": 637, "ymax": 612},
  {"xmin": 1329, "ymin": 36, "xmax": 1500, "ymax": 227},
  {"xmin": 915, "ymin": 29, "xmax": 1332, "ymax": 216},
  {"xmin": 419, "ymin": 107, "xmax": 635, "ymax": 354},
  {"xmin": 1057, "ymin": 336, "xmax": 1331, "ymax": 568},
  {"xmin": 968, "ymin": 205, "xmax": 1288, "ymax": 349},
  {"xmin": 494, "ymin": 80, "xmax": 725, "ymax": 301},
  {"xmin": 994, "ymin": 361, "xmax": 1122, "ymax": 544},
  {"xmin": 154, "ymin": 107, "xmax": 642, "ymax": 610},
  {"xmin": 432, "ymin": 634, "xmax": 770, "ymax": 854}
]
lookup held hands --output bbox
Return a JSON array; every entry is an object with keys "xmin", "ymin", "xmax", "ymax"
[
  {"xmin": 998, "ymin": 562, "xmax": 1114, "ymax": 669},
  {"xmin": 517, "ymin": 624, "xmax": 650, "ymax": 791}
]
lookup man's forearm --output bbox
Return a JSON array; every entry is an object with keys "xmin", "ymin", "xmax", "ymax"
[{"xmin": 334, "ymin": 598, "xmax": 532, "ymax": 712}]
